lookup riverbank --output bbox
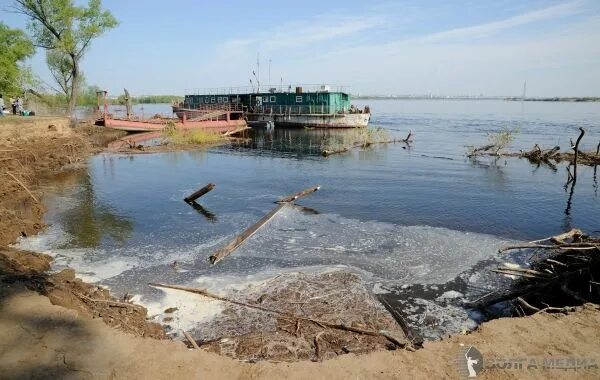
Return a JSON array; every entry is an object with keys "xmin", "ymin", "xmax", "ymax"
[{"xmin": 1, "ymin": 117, "xmax": 599, "ymax": 378}]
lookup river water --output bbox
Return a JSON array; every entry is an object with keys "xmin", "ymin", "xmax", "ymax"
[{"xmin": 18, "ymin": 99, "xmax": 600, "ymax": 340}]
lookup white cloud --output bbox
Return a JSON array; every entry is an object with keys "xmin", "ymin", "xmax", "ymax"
[
  {"xmin": 415, "ymin": 0, "xmax": 583, "ymax": 43},
  {"xmin": 224, "ymin": 14, "xmax": 387, "ymax": 52}
]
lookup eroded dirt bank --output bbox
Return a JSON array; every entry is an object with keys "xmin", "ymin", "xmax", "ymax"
[{"xmin": 1, "ymin": 117, "xmax": 599, "ymax": 379}]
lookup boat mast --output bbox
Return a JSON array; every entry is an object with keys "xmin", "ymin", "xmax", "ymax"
[{"xmin": 257, "ymin": 52, "xmax": 260, "ymax": 92}]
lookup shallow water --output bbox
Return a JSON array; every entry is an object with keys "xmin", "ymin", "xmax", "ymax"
[{"xmin": 19, "ymin": 99, "xmax": 600, "ymax": 339}]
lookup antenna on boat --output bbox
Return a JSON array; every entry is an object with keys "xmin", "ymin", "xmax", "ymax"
[
  {"xmin": 256, "ymin": 52, "xmax": 260, "ymax": 92},
  {"xmin": 268, "ymin": 58, "xmax": 271, "ymax": 86}
]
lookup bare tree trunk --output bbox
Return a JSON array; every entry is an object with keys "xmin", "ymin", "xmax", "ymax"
[{"xmin": 67, "ymin": 58, "xmax": 79, "ymax": 118}]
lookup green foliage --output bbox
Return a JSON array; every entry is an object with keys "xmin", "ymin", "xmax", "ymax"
[
  {"xmin": 0, "ymin": 22, "xmax": 35, "ymax": 96},
  {"xmin": 113, "ymin": 94, "xmax": 183, "ymax": 105},
  {"xmin": 46, "ymin": 49, "xmax": 74, "ymax": 97},
  {"xmin": 135, "ymin": 95, "xmax": 183, "ymax": 104},
  {"xmin": 14, "ymin": 0, "xmax": 118, "ymax": 114},
  {"xmin": 77, "ymin": 82, "xmax": 102, "ymax": 106},
  {"xmin": 487, "ymin": 128, "xmax": 519, "ymax": 154}
]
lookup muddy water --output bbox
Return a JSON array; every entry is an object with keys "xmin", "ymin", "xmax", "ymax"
[{"xmin": 19, "ymin": 99, "xmax": 600, "ymax": 340}]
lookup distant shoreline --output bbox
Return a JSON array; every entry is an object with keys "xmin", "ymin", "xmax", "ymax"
[{"xmin": 353, "ymin": 96, "xmax": 600, "ymax": 102}]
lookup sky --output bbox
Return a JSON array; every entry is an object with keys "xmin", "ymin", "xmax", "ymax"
[{"xmin": 1, "ymin": 0, "xmax": 600, "ymax": 97}]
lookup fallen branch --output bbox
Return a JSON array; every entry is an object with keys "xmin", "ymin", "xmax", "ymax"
[
  {"xmin": 276, "ymin": 186, "xmax": 320, "ymax": 203},
  {"xmin": 184, "ymin": 183, "xmax": 215, "ymax": 203},
  {"xmin": 209, "ymin": 185, "xmax": 320, "ymax": 264},
  {"xmin": 469, "ymin": 228, "xmax": 600, "ymax": 313},
  {"xmin": 5, "ymin": 171, "xmax": 39, "ymax": 203},
  {"xmin": 149, "ymin": 282, "xmax": 410, "ymax": 349},
  {"xmin": 75, "ymin": 293, "xmax": 144, "ymax": 309},
  {"xmin": 314, "ymin": 331, "xmax": 325, "ymax": 359},
  {"xmin": 181, "ymin": 329, "xmax": 200, "ymax": 349},
  {"xmin": 377, "ymin": 296, "xmax": 423, "ymax": 347}
]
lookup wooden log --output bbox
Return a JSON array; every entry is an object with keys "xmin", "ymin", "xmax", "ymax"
[
  {"xmin": 149, "ymin": 282, "xmax": 410, "ymax": 349},
  {"xmin": 571, "ymin": 127, "xmax": 585, "ymax": 181},
  {"xmin": 540, "ymin": 146, "xmax": 560, "ymax": 160},
  {"xmin": 549, "ymin": 228, "xmax": 583, "ymax": 244},
  {"xmin": 181, "ymin": 330, "xmax": 200, "ymax": 350},
  {"xmin": 516, "ymin": 297, "xmax": 540, "ymax": 313},
  {"xmin": 209, "ymin": 186, "xmax": 319, "ymax": 264},
  {"xmin": 377, "ymin": 296, "xmax": 423, "ymax": 347},
  {"xmin": 209, "ymin": 203, "xmax": 286, "ymax": 265},
  {"xmin": 276, "ymin": 185, "xmax": 320, "ymax": 203},
  {"xmin": 468, "ymin": 144, "xmax": 497, "ymax": 157},
  {"xmin": 184, "ymin": 183, "xmax": 215, "ymax": 203},
  {"xmin": 495, "ymin": 267, "xmax": 553, "ymax": 278}
]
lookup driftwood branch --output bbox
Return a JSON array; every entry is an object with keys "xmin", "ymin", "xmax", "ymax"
[
  {"xmin": 184, "ymin": 183, "xmax": 215, "ymax": 203},
  {"xmin": 5, "ymin": 171, "xmax": 39, "ymax": 203},
  {"xmin": 469, "ymin": 228, "xmax": 599, "ymax": 312},
  {"xmin": 570, "ymin": 127, "xmax": 585, "ymax": 182},
  {"xmin": 181, "ymin": 329, "xmax": 200, "ymax": 349},
  {"xmin": 209, "ymin": 186, "xmax": 320, "ymax": 264},
  {"xmin": 276, "ymin": 186, "xmax": 320, "ymax": 203}
]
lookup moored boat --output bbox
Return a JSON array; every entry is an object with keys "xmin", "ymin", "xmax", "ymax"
[
  {"xmin": 95, "ymin": 91, "xmax": 248, "ymax": 133},
  {"xmin": 177, "ymin": 85, "xmax": 370, "ymax": 128}
]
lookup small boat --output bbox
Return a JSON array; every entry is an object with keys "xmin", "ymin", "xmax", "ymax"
[{"xmin": 94, "ymin": 91, "xmax": 248, "ymax": 134}]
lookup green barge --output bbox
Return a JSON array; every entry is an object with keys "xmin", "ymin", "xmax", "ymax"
[{"xmin": 176, "ymin": 85, "xmax": 370, "ymax": 128}]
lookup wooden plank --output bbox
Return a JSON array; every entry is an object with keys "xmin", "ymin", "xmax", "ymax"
[
  {"xmin": 276, "ymin": 185, "xmax": 320, "ymax": 203},
  {"xmin": 209, "ymin": 185, "xmax": 320, "ymax": 265}
]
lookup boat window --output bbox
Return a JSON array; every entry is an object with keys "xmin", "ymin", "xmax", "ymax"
[
  {"xmin": 296, "ymin": 96, "xmax": 302, "ymax": 103},
  {"xmin": 270, "ymin": 96, "xmax": 276, "ymax": 102},
  {"xmin": 263, "ymin": 96, "xmax": 269, "ymax": 103},
  {"xmin": 211, "ymin": 97, "xmax": 215, "ymax": 103},
  {"xmin": 204, "ymin": 97, "xmax": 209, "ymax": 103},
  {"xmin": 222, "ymin": 97, "xmax": 228, "ymax": 103}
]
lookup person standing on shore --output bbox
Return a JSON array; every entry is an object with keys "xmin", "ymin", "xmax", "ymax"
[
  {"xmin": 16, "ymin": 97, "xmax": 23, "ymax": 115},
  {"xmin": 0, "ymin": 95, "xmax": 5, "ymax": 117}
]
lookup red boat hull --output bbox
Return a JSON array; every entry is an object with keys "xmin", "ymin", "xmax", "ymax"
[{"xmin": 97, "ymin": 117, "xmax": 247, "ymax": 134}]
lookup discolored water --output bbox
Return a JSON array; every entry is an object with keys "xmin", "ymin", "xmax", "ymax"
[{"xmin": 19, "ymin": 99, "xmax": 600, "ymax": 339}]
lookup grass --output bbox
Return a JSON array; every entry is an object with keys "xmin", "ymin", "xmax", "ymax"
[{"xmin": 162, "ymin": 124, "xmax": 227, "ymax": 146}]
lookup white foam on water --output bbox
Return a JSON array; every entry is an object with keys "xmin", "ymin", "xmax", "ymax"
[
  {"xmin": 16, "ymin": 205, "xmax": 513, "ymax": 339},
  {"xmin": 236, "ymin": 207, "xmax": 512, "ymax": 285},
  {"xmin": 139, "ymin": 288, "xmax": 225, "ymax": 333}
]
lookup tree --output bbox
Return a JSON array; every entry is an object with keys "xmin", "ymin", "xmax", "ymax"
[
  {"xmin": 0, "ymin": 22, "xmax": 35, "ymax": 96},
  {"xmin": 46, "ymin": 49, "xmax": 73, "ymax": 98},
  {"xmin": 13, "ymin": 0, "xmax": 117, "ymax": 116}
]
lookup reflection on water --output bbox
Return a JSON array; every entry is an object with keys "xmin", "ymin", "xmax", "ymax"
[
  {"xmin": 58, "ymin": 174, "xmax": 133, "ymax": 248},
  {"xmin": 40, "ymin": 165, "xmax": 134, "ymax": 249}
]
